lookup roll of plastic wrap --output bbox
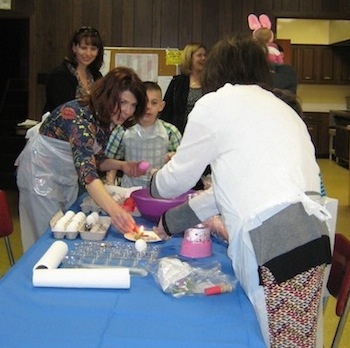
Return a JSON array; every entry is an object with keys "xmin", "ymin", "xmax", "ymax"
[
  {"xmin": 32, "ymin": 268, "xmax": 130, "ymax": 289},
  {"xmin": 32, "ymin": 241, "xmax": 131, "ymax": 289},
  {"xmin": 33, "ymin": 241, "xmax": 68, "ymax": 270}
]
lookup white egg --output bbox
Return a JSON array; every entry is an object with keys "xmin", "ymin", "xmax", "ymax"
[
  {"xmin": 72, "ymin": 212, "xmax": 86, "ymax": 222},
  {"xmin": 58, "ymin": 215, "xmax": 69, "ymax": 224},
  {"xmin": 64, "ymin": 210, "xmax": 75, "ymax": 219},
  {"xmin": 65, "ymin": 221, "xmax": 79, "ymax": 232},
  {"xmin": 86, "ymin": 212, "xmax": 99, "ymax": 226},
  {"xmin": 53, "ymin": 220, "xmax": 66, "ymax": 231},
  {"xmin": 135, "ymin": 239, "xmax": 147, "ymax": 253}
]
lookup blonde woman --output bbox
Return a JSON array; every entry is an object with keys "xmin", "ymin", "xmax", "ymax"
[{"xmin": 160, "ymin": 42, "xmax": 206, "ymax": 134}]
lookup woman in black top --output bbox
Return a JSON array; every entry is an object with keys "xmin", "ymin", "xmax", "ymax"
[
  {"xmin": 160, "ymin": 43, "xmax": 206, "ymax": 134},
  {"xmin": 43, "ymin": 26, "xmax": 104, "ymax": 113}
]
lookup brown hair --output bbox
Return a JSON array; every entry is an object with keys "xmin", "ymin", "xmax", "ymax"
[
  {"xmin": 80, "ymin": 67, "xmax": 147, "ymax": 128},
  {"xmin": 65, "ymin": 26, "xmax": 104, "ymax": 72},
  {"xmin": 253, "ymin": 28, "xmax": 273, "ymax": 45},
  {"xmin": 143, "ymin": 81, "xmax": 162, "ymax": 97},
  {"xmin": 201, "ymin": 34, "xmax": 271, "ymax": 94},
  {"xmin": 181, "ymin": 43, "xmax": 206, "ymax": 75}
]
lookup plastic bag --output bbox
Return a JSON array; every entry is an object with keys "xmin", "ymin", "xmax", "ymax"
[
  {"xmin": 149, "ymin": 256, "xmax": 237, "ymax": 298},
  {"xmin": 80, "ymin": 185, "xmax": 142, "ymax": 214}
]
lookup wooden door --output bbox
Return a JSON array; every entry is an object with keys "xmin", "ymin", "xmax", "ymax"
[{"xmin": 275, "ymin": 39, "xmax": 292, "ymax": 65}]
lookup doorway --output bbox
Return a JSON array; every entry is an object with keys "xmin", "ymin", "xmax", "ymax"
[
  {"xmin": 0, "ymin": 18, "xmax": 29, "ymax": 124},
  {"xmin": 0, "ymin": 18, "xmax": 29, "ymax": 189}
]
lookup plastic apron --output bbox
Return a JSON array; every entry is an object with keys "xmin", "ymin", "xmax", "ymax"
[
  {"xmin": 121, "ymin": 122, "xmax": 169, "ymax": 188},
  {"xmin": 16, "ymin": 133, "xmax": 78, "ymax": 251}
]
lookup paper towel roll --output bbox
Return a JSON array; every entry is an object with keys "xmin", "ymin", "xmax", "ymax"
[
  {"xmin": 33, "ymin": 268, "xmax": 130, "ymax": 289},
  {"xmin": 33, "ymin": 241, "xmax": 69, "ymax": 271}
]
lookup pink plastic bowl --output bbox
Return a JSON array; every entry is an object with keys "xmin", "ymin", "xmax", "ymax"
[{"xmin": 131, "ymin": 188, "xmax": 193, "ymax": 222}]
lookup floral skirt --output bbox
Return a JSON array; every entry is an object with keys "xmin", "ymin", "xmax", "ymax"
[{"xmin": 260, "ymin": 264, "xmax": 325, "ymax": 348}]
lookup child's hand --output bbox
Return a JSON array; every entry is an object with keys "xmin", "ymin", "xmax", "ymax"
[
  {"xmin": 150, "ymin": 168, "xmax": 158, "ymax": 176},
  {"xmin": 121, "ymin": 161, "xmax": 144, "ymax": 177},
  {"xmin": 164, "ymin": 151, "xmax": 176, "ymax": 163}
]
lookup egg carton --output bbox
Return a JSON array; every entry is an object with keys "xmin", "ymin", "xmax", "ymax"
[{"xmin": 50, "ymin": 210, "xmax": 110, "ymax": 241}]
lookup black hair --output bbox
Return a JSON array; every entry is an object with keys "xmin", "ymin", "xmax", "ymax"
[
  {"xmin": 201, "ymin": 33, "xmax": 271, "ymax": 94},
  {"xmin": 65, "ymin": 26, "xmax": 104, "ymax": 73}
]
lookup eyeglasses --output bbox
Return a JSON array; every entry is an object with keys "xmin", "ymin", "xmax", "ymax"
[{"xmin": 77, "ymin": 26, "xmax": 99, "ymax": 35}]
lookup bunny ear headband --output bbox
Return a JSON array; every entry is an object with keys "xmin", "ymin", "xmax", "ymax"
[{"xmin": 248, "ymin": 13, "xmax": 272, "ymax": 31}]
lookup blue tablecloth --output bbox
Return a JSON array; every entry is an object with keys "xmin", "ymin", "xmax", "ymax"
[{"xmin": 0, "ymin": 196, "xmax": 265, "ymax": 348}]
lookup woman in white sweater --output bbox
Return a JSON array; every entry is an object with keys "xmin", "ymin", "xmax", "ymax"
[{"xmin": 150, "ymin": 34, "xmax": 331, "ymax": 348}]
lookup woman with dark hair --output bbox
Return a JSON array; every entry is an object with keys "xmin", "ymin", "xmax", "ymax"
[
  {"xmin": 17, "ymin": 67, "xmax": 147, "ymax": 251},
  {"xmin": 150, "ymin": 34, "xmax": 331, "ymax": 347},
  {"xmin": 43, "ymin": 26, "xmax": 104, "ymax": 113}
]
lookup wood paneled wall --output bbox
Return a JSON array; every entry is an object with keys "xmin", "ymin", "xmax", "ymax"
[{"xmin": 2, "ymin": 0, "xmax": 350, "ymax": 119}]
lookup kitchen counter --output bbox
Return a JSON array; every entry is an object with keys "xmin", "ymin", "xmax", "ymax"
[
  {"xmin": 330, "ymin": 110, "xmax": 350, "ymax": 165},
  {"xmin": 302, "ymin": 104, "xmax": 347, "ymax": 113},
  {"xmin": 330, "ymin": 110, "xmax": 350, "ymax": 128},
  {"xmin": 330, "ymin": 109, "xmax": 350, "ymax": 118}
]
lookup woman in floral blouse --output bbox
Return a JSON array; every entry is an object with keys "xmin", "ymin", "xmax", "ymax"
[{"xmin": 16, "ymin": 67, "xmax": 147, "ymax": 251}]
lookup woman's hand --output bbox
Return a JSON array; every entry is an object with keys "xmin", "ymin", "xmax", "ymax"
[
  {"xmin": 110, "ymin": 204, "xmax": 137, "ymax": 235},
  {"xmin": 205, "ymin": 215, "xmax": 228, "ymax": 242},
  {"xmin": 86, "ymin": 178, "xmax": 137, "ymax": 234},
  {"xmin": 152, "ymin": 216, "xmax": 171, "ymax": 241}
]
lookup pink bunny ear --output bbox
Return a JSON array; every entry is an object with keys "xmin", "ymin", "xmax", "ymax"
[
  {"xmin": 259, "ymin": 14, "xmax": 271, "ymax": 29},
  {"xmin": 248, "ymin": 14, "xmax": 261, "ymax": 31}
]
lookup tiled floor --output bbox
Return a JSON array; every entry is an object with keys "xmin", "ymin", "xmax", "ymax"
[
  {"xmin": 319, "ymin": 159, "xmax": 350, "ymax": 348},
  {"xmin": 0, "ymin": 158, "xmax": 349, "ymax": 347}
]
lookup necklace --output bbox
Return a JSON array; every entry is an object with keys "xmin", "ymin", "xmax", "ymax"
[
  {"xmin": 190, "ymin": 74, "xmax": 201, "ymax": 88},
  {"xmin": 190, "ymin": 80, "xmax": 201, "ymax": 88}
]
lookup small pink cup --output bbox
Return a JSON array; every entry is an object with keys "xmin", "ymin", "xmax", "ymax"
[{"xmin": 180, "ymin": 224, "xmax": 212, "ymax": 258}]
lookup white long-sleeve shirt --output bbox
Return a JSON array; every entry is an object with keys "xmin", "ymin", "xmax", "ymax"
[{"xmin": 151, "ymin": 83, "xmax": 328, "ymax": 346}]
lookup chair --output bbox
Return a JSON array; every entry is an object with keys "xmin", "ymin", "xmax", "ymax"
[
  {"xmin": 326, "ymin": 233, "xmax": 350, "ymax": 348},
  {"xmin": 0, "ymin": 190, "xmax": 15, "ymax": 266}
]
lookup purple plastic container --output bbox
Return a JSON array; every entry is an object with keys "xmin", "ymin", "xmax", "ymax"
[{"xmin": 131, "ymin": 189, "xmax": 193, "ymax": 222}]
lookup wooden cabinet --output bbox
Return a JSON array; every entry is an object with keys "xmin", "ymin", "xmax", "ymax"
[
  {"xmin": 319, "ymin": 46, "xmax": 338, "ymax": 83},
  {"xmin": 330, "ymin": 110, "xmax": 350, "ymax": 165},
  {"xmin": 293, "ymin": 45, "xmax": 338, "ymax": 84},
  {"xmin": 275, "ymin": 39, "xmax": 292, "ymax": 65},
  {"xmin": 293, "ymin": 46, "xmax": 316, "ymax": 83},
  {"xmin": 334, "ymin": 47, "xmax": 350, "ymax": 84},
  {"xmin": 271, "ymin": 1, "xmax": 350, "ymax": 19},
  {"xmin": 303, "ymin": 112, "xmax": 329, "ymax": 157}
]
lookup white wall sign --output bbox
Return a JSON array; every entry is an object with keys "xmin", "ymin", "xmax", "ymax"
[{"xmin": 0, "ymin": 0, "xmax": 11, "ymax": 10}]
